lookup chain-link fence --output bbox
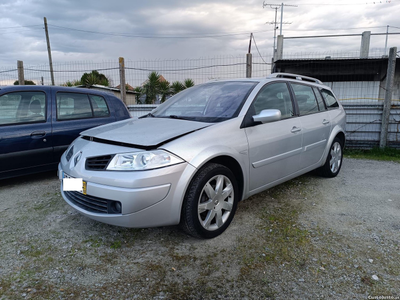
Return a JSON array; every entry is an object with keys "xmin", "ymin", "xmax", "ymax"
[
  {"xmin": 0, "ymin": 54, "xmax": 272, "ymax": 87},
  {"xmin": 1, "ymin": 51, "xmax": 399, "ymax": 149}
]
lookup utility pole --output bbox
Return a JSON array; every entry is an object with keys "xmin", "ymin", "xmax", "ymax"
[
  {"xmin": 43, "ymin": 17, "xmax": 55, "ymax": 85},
  {"xmin": 246, "ymin": 33, "xmax": 253, "ymax": 78},
  {"xmin": 263, "ymin": 2, "xmax": 296, "ymax": 60},
  {"xmin": 384, "ymin": 25, "xmax": 389, "ymax": 55}
]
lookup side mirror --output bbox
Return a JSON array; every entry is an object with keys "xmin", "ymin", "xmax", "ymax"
[{"xmin": 252, "ymin": 109, "xmax": 281, "ymax": 124}]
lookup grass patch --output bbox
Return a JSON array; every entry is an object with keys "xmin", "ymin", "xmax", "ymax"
[{"xmin": 345, "ymin": 147, "xmax": 400, "ymax": 163}]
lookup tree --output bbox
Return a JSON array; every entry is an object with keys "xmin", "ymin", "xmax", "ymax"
[
  {"xmin": 159, "ymin": 80, "xmax": 171, "ymax": 103},
  {"xmin": 138, "ymin": 73, "xmax": 195, "ymax": 103},
  {"xmin": 183, "ymin": 78, "xmax": 195, "ymax": 89},
  {"xmin": 170, "ymin": 81, "xmax": 185, "ymax": 95},
  {"xmin": 80, "ymin": 70, "xmax": 109, "ymax": 87},
  {"xmin": 142, "ymin": 71, "xmax": 161, "ymax": 104},
  {"xmin": 61, "ymin": 79, "xmax": 82, "ymax": 87},
  {"xmin": 14, "ymin": 80, "xmax": 35, "ymax": 85},
  {"xmin": 133, "ymin": 86, "xmax": 143, "ymax": 104}
]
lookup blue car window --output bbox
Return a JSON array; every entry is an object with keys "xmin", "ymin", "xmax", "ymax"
[
  {"xmin": 0, "ymin": 91, "xmax": 46, "ymax": 125},
  {"xmin": 89, "ymin": 95, "xmax": 110, "ymax": 117},
  {"xmin": 57, "ymin": 92, "xmax": 93, "ymax": 120}
]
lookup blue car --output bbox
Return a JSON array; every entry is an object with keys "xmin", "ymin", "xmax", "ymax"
[{"xmin": 0, "ymin": 86, "xmax": 130, "ymax": 179}]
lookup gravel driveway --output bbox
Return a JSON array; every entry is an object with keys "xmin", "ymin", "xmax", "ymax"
[{"xmin": 0, "ymin": 158, "xmax": 399, "ymax": 299}]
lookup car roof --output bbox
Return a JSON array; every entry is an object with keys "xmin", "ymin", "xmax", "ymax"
[
  {"xmin": 0, "ymin": 85, "xmax": 112, "ymax": 96},
  {"xmin": 206, "ymin": 72, "xmax": 329, "ymax": 89}
]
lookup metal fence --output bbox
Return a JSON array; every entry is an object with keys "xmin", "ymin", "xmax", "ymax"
[
  {"xmin": 0, "ymin": 54, "xmax": 272, "ymax": 87},
  {"xmin": 1, "ymin": 51, "xmax": 400, "ymax": 149}
]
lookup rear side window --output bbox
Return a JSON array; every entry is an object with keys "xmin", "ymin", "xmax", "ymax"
[
  {"xmin": 321, "ymin": 89, "xmax": 339, "ymax": 109},
  {"xmin": 89, "ymin": 95, "xmax": 109, "ymax": 117},
  {"xmin": 57, "ymin": 93, "xmax": 93, "ymax": 120},
  {"xmin": 0, "ymin": 91, "xmax": 46, "ymax": 125},
  {"xmin": 290, "ymin": 83, "xmax": 319, "ymax": 115}
]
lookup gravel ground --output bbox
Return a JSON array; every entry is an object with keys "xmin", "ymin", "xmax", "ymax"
[{"xmin": 0, "ymin": 158, "xmax": 399, "ymax": 299}]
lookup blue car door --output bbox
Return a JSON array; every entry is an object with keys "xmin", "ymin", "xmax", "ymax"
[
  {"xmin": 51, "ymin": 90, "xmax": 116, "ymax": 162},
  {"xmin": 0, "ymin": 89, "xmax": 53, "ymax": 178}
]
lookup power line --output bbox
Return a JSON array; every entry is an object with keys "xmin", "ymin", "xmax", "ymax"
[
  {"xmin": 293, "ymin": 1, "xmax": 394, "ymax": 5},
  {"xmin": 48, "ymin": 24, "xmax": 272, "ymax": 39},
  {"xmin": 252, "ymin": 34, "xmax": 270, "ymax": 65},
  {"xmin": 0, "ymin": 24, "xmax": 42, "ymax": 30}
]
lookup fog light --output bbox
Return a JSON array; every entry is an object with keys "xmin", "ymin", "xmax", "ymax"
[{"xmin": 110, "ymin": 201, "xmax": 122, "ymax": 214}]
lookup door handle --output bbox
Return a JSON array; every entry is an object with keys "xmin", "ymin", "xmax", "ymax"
[
  {"xmin": 291, "ymin": 126, "xmax": 301, "ymax": 133},
  {"xmin": 322, "ymin": 119, "xmax": 330, "ymax": 125},
  {"xmin": 31, "ymin": 131, "xmax": 46, "ymax": 138}
]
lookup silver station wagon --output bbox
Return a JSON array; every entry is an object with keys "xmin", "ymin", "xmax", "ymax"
[{"xmin": 59, "ymin": 73, "xmax": 346, "ymax": 238}]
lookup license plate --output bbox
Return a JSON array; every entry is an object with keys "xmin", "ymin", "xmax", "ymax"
[{"xmin": 63, "ymin": 172, "xmax": 87, "ymax": 195}]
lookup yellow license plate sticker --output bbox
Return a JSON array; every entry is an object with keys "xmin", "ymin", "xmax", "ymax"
[{"xmin": 82, "ymin": 181, "xmax": 87, "ymax": 195}]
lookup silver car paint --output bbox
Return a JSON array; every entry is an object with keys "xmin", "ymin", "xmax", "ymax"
[
  {"xmin": 80, "ymin": 117, "xmax": 210, "ymax": 147},
  {"xmin": 59, "ymin": 77, "xmax": 346, "ymax": 228}
]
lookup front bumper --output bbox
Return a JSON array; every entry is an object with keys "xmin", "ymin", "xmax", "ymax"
[{"xmin": 58, "ymin": 142, "xmax": 197, "ymax": 228}]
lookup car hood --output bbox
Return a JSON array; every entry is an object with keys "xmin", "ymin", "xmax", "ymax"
[{"xmin": 80, "ymin": 117, "xmax": 211, "ymax": 149}]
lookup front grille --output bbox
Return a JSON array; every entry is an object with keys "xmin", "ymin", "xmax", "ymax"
[
  {"xmin": 64, "ymin": 191, "xmax": 121, "ymax": 214},
  {"xmin": 85, "ymin": 155, "xmax": 113, "ymax": 170}
]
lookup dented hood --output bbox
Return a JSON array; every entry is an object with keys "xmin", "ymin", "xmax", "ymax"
[{"xmin": 80, "ymin": 117, "xmax": 211, "ymax": 148}]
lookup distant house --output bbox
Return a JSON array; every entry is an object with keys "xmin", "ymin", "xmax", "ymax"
[
  {"xmin": 77, "ymin": 84, "xmax": 139, "ymax": 105},
  {"xmin": 115, "ymin": 83, "xmax": 135, "ymax": 91}
]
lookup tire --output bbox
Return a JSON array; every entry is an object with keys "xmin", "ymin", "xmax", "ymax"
[
  {"xmin": 318, "ymin": 137, "xmax": 344, "ymax": 178},
  {"xmin": 180, "ymin": 163, "xmax": 239, "ymax": 239}
]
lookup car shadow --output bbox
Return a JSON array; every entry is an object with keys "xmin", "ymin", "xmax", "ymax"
[{"xmin": 0, "ymin": 170, "xmax": 58, "ymax": 187}]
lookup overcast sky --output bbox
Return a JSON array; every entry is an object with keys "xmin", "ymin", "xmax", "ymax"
[{"xmin": 0, "ymin": 0, "xmax": 399, "ymax": 83}]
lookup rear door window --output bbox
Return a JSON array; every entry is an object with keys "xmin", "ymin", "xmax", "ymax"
[
  {"xmin": 313, "ymin": 87, "xmax": 327, "ymax": 111},
  {"xmin": 57, "ymin": 92, "xmax": 93, "ymax": 120},
  {"xmin": 290, "ymin": 83, "xmax": 319, "ymax": 115},
  {"xmin": 0, "ymin": 91, "xmax": 46, "ymax": 125}
]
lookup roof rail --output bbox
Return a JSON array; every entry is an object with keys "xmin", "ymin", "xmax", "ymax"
[{"xmin": 267, "ymin": 73, "xmax": 323, "ymax": 85}]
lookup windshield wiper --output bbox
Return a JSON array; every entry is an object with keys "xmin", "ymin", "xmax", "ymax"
[
  {"xmin": 139, "ymin": 112, "xmax": 155, "ymax": 119},
  {"xmin": 167, "ymin": 115, "xmax": 192, "ymax": 120}
]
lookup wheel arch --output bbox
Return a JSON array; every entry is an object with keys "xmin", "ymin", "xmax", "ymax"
[
  {"xmin": 321, "ymin": 125, "xmax": 346, "ymax": 165},
  {"xmin": 206, "ymin": 155, "xmax": 244, "ymax": 202},
  {"xmin": 179, "ymin": 154, "xmax": 245, "ymax": 219}
]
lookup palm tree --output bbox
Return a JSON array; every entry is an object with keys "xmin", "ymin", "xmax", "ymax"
[
  {"xmin": 133, "ymin": 86, "xmax": 143, "ymax": 104},
  {"xmin": 183, "ymin": 78, "xmax": 195, "ymax": 89},
  {"xmin": 143, "ymin": 71, "xmax": 161, "ymax": 104},
  {"xmin": 170, "ymin": 81, "xmax": 185, "ymax": 95},
  {"xmin": 159, "ymin": 80, "xmax": 171, "ymax": 103},
  {"xmin": 80, "ymin": 70, "xmax": 110, "ymax": 87}
]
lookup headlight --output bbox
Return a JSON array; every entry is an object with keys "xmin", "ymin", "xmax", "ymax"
[{"xmin": 106, "ymin": 150, "xmax": 184, "ymax": 171}]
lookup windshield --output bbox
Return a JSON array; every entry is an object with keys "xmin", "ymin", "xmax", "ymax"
[{"xmin": 151, "ymin": 81, "xmax": 257, "ymax": 123}]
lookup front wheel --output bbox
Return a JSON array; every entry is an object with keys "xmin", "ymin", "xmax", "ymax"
[
  {"xmin": 318, "ymin": 137, "xmax": 343, "ymax": 178},
  {"xmin": 180, "ymin": 163, "xmax": 239, "ymax": 239}
]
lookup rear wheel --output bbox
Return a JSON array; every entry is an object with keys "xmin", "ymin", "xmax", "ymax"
[
  {"xmin": 180, "ymin": 163, "xmax": 239, "ymax": 239},
  {"xmin": 318, "ymin": 137, "xmax": 343, "ymax": 178}
]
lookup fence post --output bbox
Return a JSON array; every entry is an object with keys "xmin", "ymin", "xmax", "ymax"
[
  {"xmin": 119, "ymin": 57, "xmax": 127, "ymax": 105},
  {"xmin": 276, "ymin": 35, "xmax": 283, "ymax": 61},
  {"xmin": 379, "ymin": 46, "xmax": 397, "ymax": 148},
  {"xmin": 360, "ymin": 31, "xmax": 371, "ymax": 59},
  {"xmin": 17, "ymin": 60, "xmax": 24, "ymax": 85},
  {"xmin": 246, "ymin": 53, "xmax": 252, "ymax": 78}
]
